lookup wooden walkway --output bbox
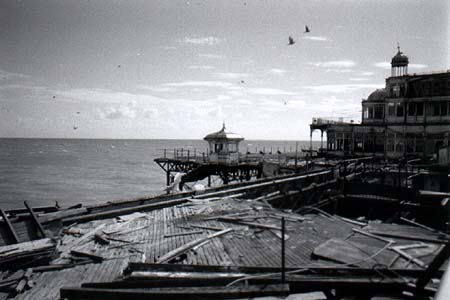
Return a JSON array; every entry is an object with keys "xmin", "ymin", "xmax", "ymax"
[{"xmin": 8, "ymin": 196, "xmax": 448, "ymax": 300}]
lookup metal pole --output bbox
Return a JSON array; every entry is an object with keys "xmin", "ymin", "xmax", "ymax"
[{"xmin": 281, "ymin": 217, "xmax": 285, "ymax": 283}]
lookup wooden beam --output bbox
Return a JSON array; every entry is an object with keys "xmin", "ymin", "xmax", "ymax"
[
  {"xmin": 156, "ymin": 228, "xmax": 233, "ymax": 263},
  {"xmin": 416, "ymin": 241, "xmax": 450, "ymax": 289},
  {"xmin": 23, "ymin": 201, "xmax": 46, "ymax": 238},
  {"xmin": 61, "ymin": 284, "xmax": 289, "ymax": 300},
  {"xmin": 63, "ymin": 198, "xmax": 189, "ymax": 225},
  {"xmin": 0, "ymin": 209, "xmax": 19, "ymax": 244}
]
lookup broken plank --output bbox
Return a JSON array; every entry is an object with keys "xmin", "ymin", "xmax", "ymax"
[
  {"xmin": 312, "ymin": 238, "xmax": 395, "ymax": 267},
  {"xmin": 63, "ymin": 198, "xmax": 189, "ymax": 224},
  {"xmin": 71, "ymin": 223, "xmax": 106, "ymax": 248},
  {"xmin": 0, "ymin": 209, "xmax": 19, "ymax": 244},
  {"xmin": 389, "ymin": 246, "xmax": 426, "ymax": 268},
  {"xmin": 39, "ymin": 207, "xmax": 88, "ymax": 223},
  {"xmin": 156, "ymin": 228, "xmax": 233, "ymax": 263},
  {"xmin": 24, "ymin": 201, "xmax": 46, "ymax": 238},
  {"xmin": 60, "ymin": 284, "xmax": 290, "ymax": 300},
  {"xmin": 217, "ymin": 217, "xmax": 282, "ymax": 231},
  {"xmin": 70, "ymin": 250, "xmax": 103, "ymax": 262},
  {"xmin": 164, "ymin": 231, "xmax": 203, "ymax": 238}
]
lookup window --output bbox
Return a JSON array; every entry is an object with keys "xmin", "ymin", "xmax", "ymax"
[
  {"xmin": 393, "ymin": 86, "xmax": 400, "ymax": 97},
  {"xmin": 388, "ymin": 103, "xmax": 395, "ymax": 116},
  {"xmin": 374, "ymin": 106, "xmax": 383, "ymax": 119},
  {"xmin": 432, "ymin": 103, "xmax": 440, "ymax": 116},
  {"xmin": 440, "ymin": 102, "xmax": 447, "ymax": 116},
  {"xmin": 408, "ymin": 103, "xmax": 415, "ymax": 116},
  {"xmin": 368, "ymin": 107, "xmax": 374, "ymax": 119},
  {"xmin": 416, "ymin": 103, "xmax": 424, "ymax": 116},
  {"xmin": 363, "ymin": 107, "xmax": 368, "ymax": 119},
  {"xmin": 396, "ymin": 103, "xmax": 404, "ymax": 117}
]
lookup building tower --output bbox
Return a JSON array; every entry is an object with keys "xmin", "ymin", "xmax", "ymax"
[{"xmin": 391, "ymin": 44, "xmax": 409, "ymax": 77}]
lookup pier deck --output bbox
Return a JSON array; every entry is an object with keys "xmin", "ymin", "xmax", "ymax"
[{"xmin": 6, "ymin": 194, "xmax": 447, "ymax": 300}]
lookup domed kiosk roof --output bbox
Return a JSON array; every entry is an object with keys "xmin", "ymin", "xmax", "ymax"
[
  {"xmin": 365, "ymin": 88, "xmax": 387, "ymax": 102},
  {"xmin": 203, "ymin": 124, "xmax": 244, "ymax": 141},
  {"xmin": 391, "ymin": 45, "xmax": 409, "ymax": 67}
]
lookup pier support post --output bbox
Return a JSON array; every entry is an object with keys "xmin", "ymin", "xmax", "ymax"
[{"xmin": 281, "ymin": 217, "xmax": 285, "ymax": 284}]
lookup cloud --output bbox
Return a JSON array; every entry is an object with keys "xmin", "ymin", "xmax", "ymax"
[
  {"xmin": 302, "ymin": 36, "xmax": 328, "ymax": 42},
  {"xmin": 138, "ymin": 85, "xmax": 175, "ymax": 92},
  {"xmin": 325, "ymin": 69, "xmax": 354, "ymax": 73},
  {"xmin": 374, "ymin": 62, "xmax": 428, "ymax": 70},
  {"xmin": 267, "ymin": 68, "xmax": 287, "ymax": 75},
  {"xmin": 163, "ymin": 81, "xmax": 233, "ymax": 88},
  {"xmin": 361, "ymin": 72, "xmax": 375, "ymax": 76},
  {"xmin": 373, "ymin": 62, "xmax": 390, "ymax": 69},
  {"xmin": 189, "ymin": 65, "xmax": 215, "ymax": 70},
  {"xmin": 349, "ymin": 78, "xmax": 369, "ymax": 81},
  {"xmin": 180, "ymin": 37, "xmax": 223, "ymax": 46},
  {"xmin": 198, "ymin": 53, "xmax": 223, "ymax": 59},
  {"xmin": 0, "ymin": 69, "xmax": 28, "ymax": 81},
  {"xmin": 212, "ymin": 72, "xmax": 249, "ymax": 79},
  {"xmin": 305, "ymin": 83, "xmax": 383, "ymax": 93},
  {"xmin": 409, "ymin": 63, "xmax": 428, "ymax": 69},
  {"xmin": 160, "ymin": 46, "xmax": 177, "ymax": 50},
  {"xmin": 101, "ymin": 105, "xmax": 137, "ymax": 119},
  {"xmin": 311, "ymin": 60, "xmax": 356, "ymax": 68},
  {"xmin": 247, "ymin": 88, "xmax": 296, "ymax": 95}
]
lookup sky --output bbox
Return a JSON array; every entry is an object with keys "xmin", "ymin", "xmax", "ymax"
[{"xmin": 0, "ymin": 0, "xmax": 449, "ymax": 140}]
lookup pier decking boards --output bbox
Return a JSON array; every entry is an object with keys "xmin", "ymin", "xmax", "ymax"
[
  {"xmin": 0, "ymin": 195, "xmax": 443, "ymax": 300},
  {"xmin": 0, "ymin": 162, "xmax": 448, "ymax": 299}
]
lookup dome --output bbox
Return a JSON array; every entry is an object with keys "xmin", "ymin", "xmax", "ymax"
[
  {"xmin": 391, "ymin": 46, "xmax": 409, "ymax": 67},
  {"xmin": 203, "ymin": 123, "xmax": 244, "ymax": 141},
  {"xmin": 365, "ymin": 89, "xmax": 387, "ymax": 102}
]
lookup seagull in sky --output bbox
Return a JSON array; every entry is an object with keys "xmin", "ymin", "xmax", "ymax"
[
  {"xmin": 304, "ymin": 25, "xmax": 310, "ymax": 33},
  {"xmin": 73, "ymin": 126, "xmax": 78, "ymax": 130},
  {"xmin": 288, "ymin": 36, "xmax": 295, "ymax": 45}
]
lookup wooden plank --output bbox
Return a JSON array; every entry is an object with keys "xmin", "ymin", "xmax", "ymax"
[
  {"xmin": 156, "ymin": 228, "xmax": 233, "ymax": 263},
  {"xmin": 63, "ymin": 198, "xmax": 189, "ymax": 225},
  {"xmin": 416, "ymin": 242, "xmax": 450, "ymax": 288},
  {"xmin": 125, "ymin": 262, "xmax": 443, "ymax": 277},
  {"xmin": 164, "ymin": 231, "xmax": 203, "ymax": 238},
  {"xmin": 23, "ymin": 201, "xmax": 46, "ymax": 238},
  {"xmin": 60, "ymin": 284, "xmax": 290, "ymax": 300},
  {"xmin": 38, "ymin": 208, "xmax": 88, "ymax": 223},
  {"xmin": 217, "ymin": 217, "xmax": 282, "ymax": 231},
  {"xmin": 312, "ymin": 238, "xmax": 395, "ymax": 267},
  {"xmin": 70, "ymin": 250, "xmax": 103, "ymax": 263},
  {"xmin": 389, "ymin": 246, "xmax": 426, "ymax": 268},
  {"xmin": 0, "ymin": 209, "xmax": 19, "ymax": 244}
]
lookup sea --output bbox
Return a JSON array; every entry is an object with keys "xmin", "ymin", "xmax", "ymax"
[{"xmin": 0, "ymin": 139, "xmax": 317, "ymax": 210}]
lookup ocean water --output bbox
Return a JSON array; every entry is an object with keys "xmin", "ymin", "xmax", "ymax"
[{"xmin": 0, "ymin": 139, "xmax": 315, "ymax": 210}]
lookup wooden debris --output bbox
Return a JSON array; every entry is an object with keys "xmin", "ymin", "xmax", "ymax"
[
  {"xmin": 164, "ymin": 231, "xmax": 203, "ymax": 238},
  {"xmin": 70, "ymin": 250, "xmax": 103, "ymax": 263},
  {"xmin": 94, "ymin": 234, "xmax": 110, "ymax": 245},
  {"xmin": 189, "ymin": 225, "xmax": 226, "ymax": 231},
  {"xmin": 0, "ymin": 209, "xmax": 19, "ymax": 244},
  {"xmin": 0, "ymin": 238, "xmax": 55, "ymax": 269},
  {"xmin": 217, "ymin": 217, "xmax": 282, "ymax": 231},
  {"xmin": 24, "ymin": 201, "xmax": 46, "ymax": 238},
  {"xmin": 389, "ymin": 246, "xmax": 427, "ymax": 268},
  {"xmin": 156, "ymin": 228, "xmax": 233, "ymax": 263},
  {"xmin": 60, "ymin": 284, "xmax": 290, "ymax": 300},
  {"xmin": 313, "ymin": 238, "xmax": 394, "ymax": 267},
  {"xmin": 352, "ymin": 228, "xmax": 395, "ymax": 244},
  {"xmin": 39, "ymin": 207, "xmax": 88, "ymax": 223},
  {"xmin": 71, "ymin": 224, "xmax": 106, "ymax": 248}
]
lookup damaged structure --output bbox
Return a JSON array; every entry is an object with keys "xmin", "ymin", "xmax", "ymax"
[{"xmin": 311, "ymin": 46, "xmax": 450, "ymax": 159}]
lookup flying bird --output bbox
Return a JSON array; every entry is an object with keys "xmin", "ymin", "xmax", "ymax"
[
  {"xmin": 288, "ymin": 36, "xmax": 295, "ymax": 45},
  {"xmin": 73, "ymin": 126, "xmax": 78, "ymax": 130},
  {"xmin": 304, "ymin": 25, "xmax": 310, "ymax": 33}
]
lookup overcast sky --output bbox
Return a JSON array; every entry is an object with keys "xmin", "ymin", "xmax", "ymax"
[{"xmin": 0, "ymin": 0, "xmax": 448, "ymax": 140}]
